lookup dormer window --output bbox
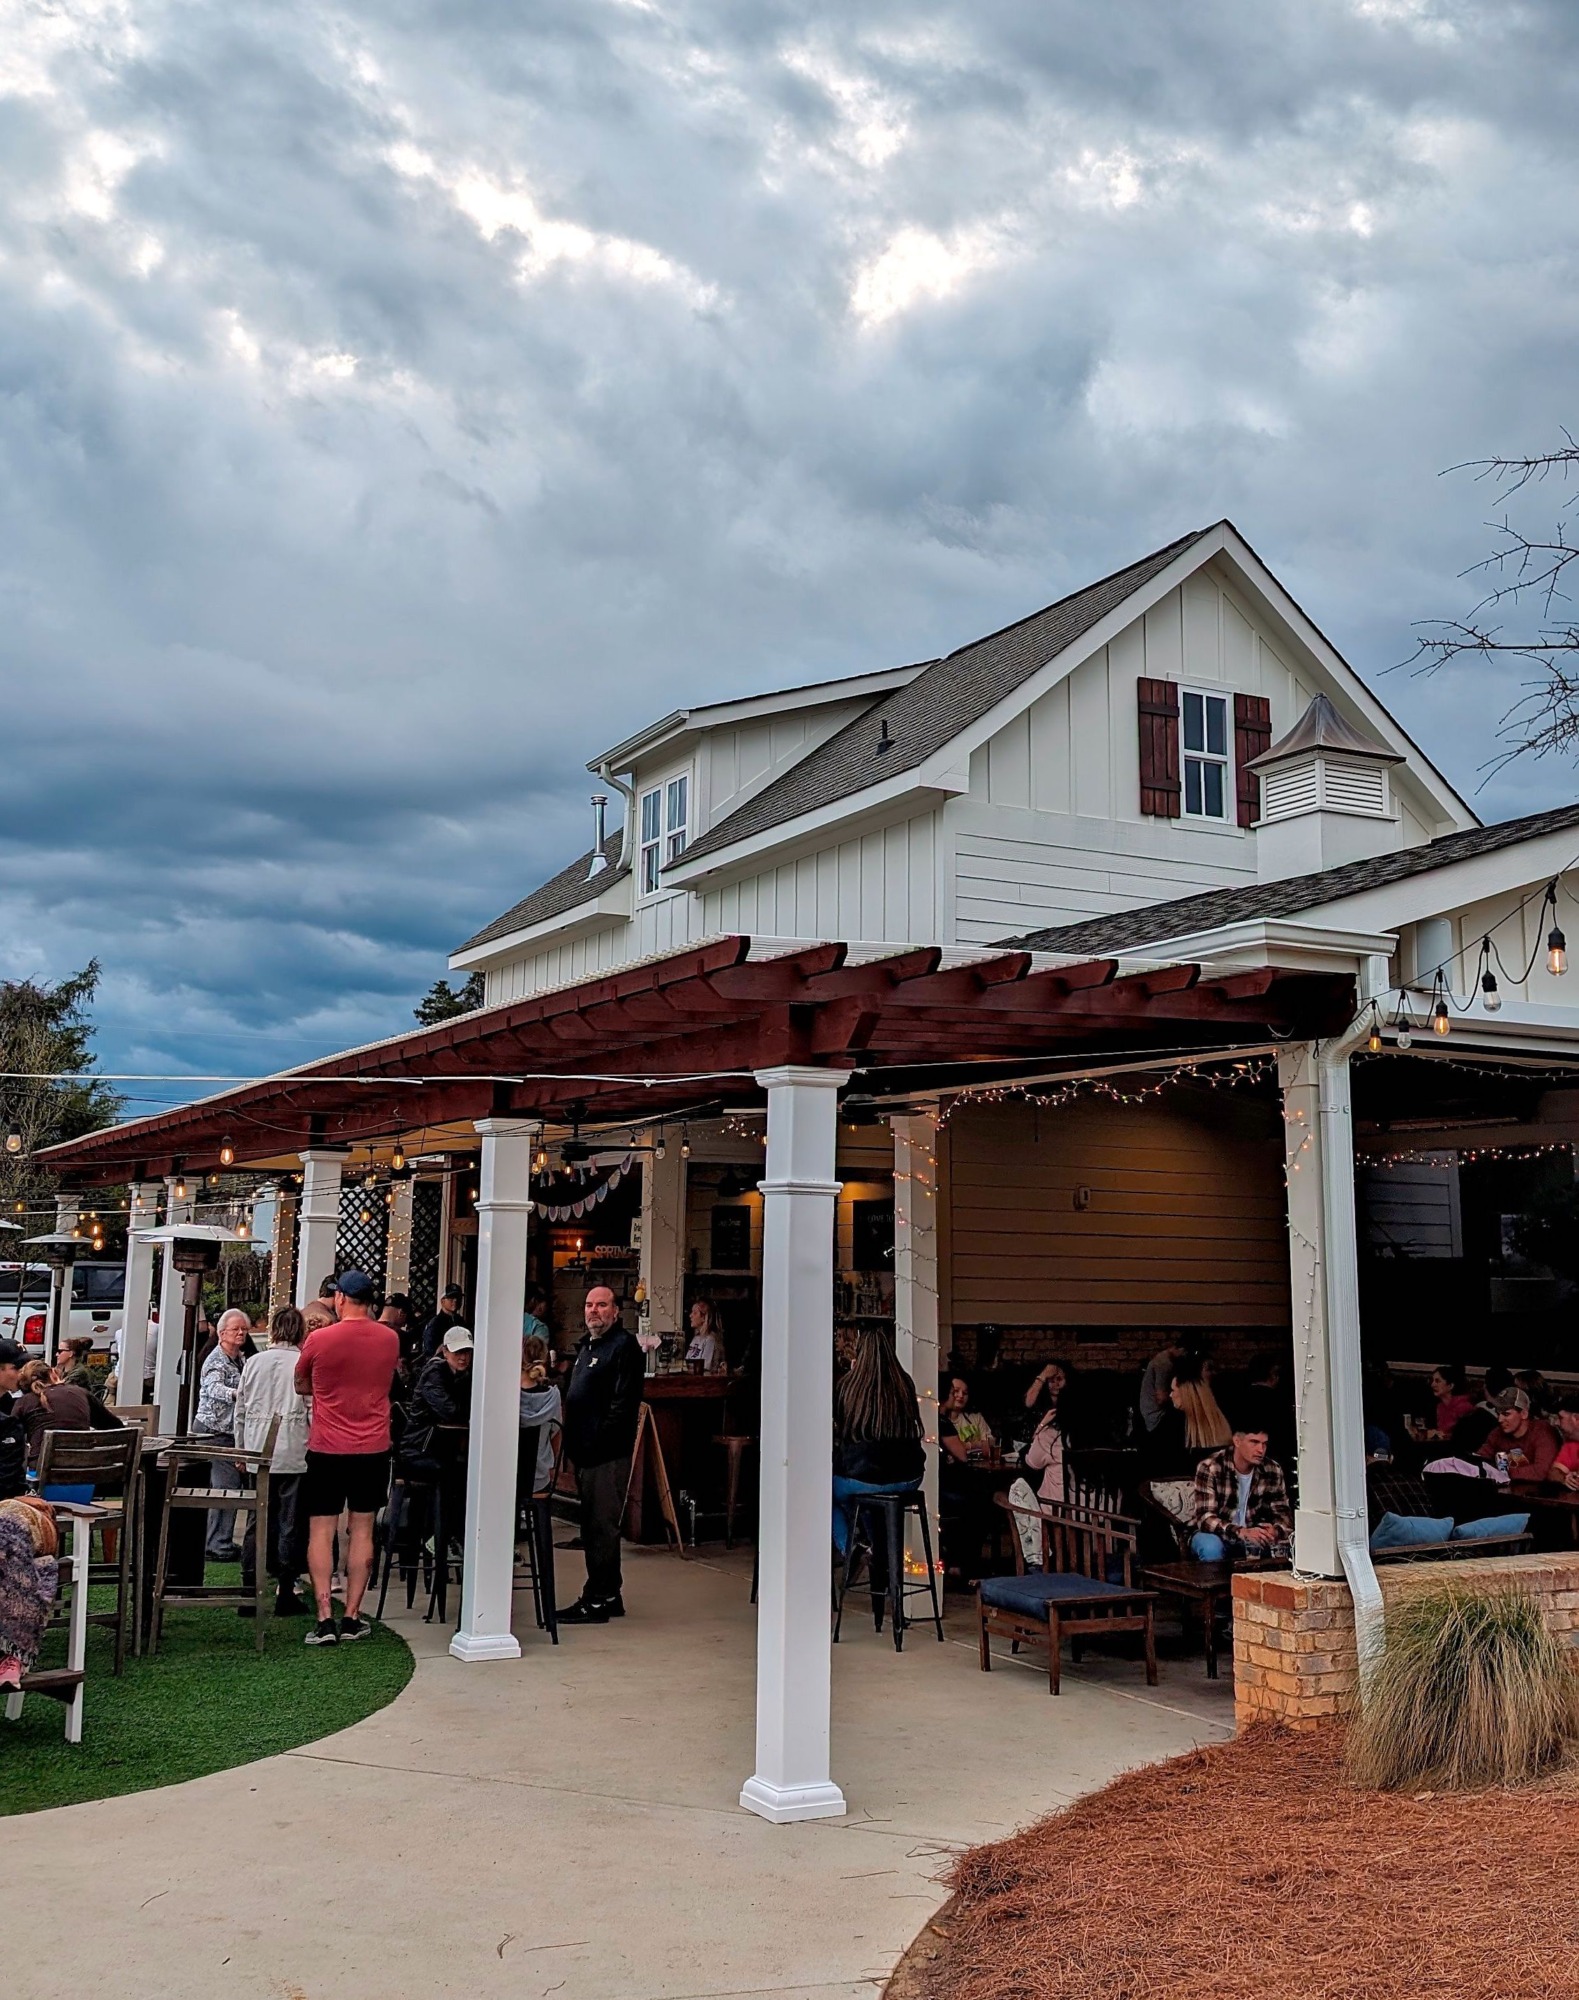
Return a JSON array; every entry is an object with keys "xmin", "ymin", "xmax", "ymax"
[
  {"xmin": 1181, "ymin": 689, "xmax": 1230, "ymax": 821},
  {"xmin": 639, "ymin": 772, "xmax": 690, "ymax": 894}
]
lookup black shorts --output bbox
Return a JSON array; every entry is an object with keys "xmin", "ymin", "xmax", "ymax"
[{"xmin": 303, "ymin": 1449, "xmax": 389, "ymax": 1519}]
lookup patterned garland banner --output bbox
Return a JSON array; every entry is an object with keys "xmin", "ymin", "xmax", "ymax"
[{"xmin": 531, "ymin": 1154, "xmax": 635, "ymax": 1223}]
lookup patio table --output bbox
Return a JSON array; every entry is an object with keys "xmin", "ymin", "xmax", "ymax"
[
  {"xmin": 1140, "ymin": 1556, "xmax": 1286, "ymax": 1679},
  {"xmin": 1525, "ymin": 1490, "xmax": 1579, "ymax": 1547}
]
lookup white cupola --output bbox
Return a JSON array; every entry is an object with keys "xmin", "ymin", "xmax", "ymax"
[{"xmin": 1249, "ymin": 694, "xmax": 1404, "ymax": 883}]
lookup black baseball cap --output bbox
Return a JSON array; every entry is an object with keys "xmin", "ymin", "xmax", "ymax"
[
  {"xmin": 0, "ymin": 1338, "xmax": 24, "ymax": 1369},
  {"xmin": 335, "ymin": 1269, "xmax": 375, "ymax": 1302}
]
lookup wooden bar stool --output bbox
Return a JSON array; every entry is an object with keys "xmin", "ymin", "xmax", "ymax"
[
  {"xmin": 713, "ymin": 1433, "xmax": 752, "ymax": 1548},
  {"xmin": 149, "ymin": 1418, "xmax": 279, "ymax": 1654}
]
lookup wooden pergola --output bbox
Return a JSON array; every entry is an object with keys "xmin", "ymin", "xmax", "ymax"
[{"xmin": 41, "ymin": 935, "xmax": 1355, "ymax": 1823}]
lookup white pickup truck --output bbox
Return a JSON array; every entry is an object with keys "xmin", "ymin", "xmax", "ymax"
[{"xmin": 0, "ymin": 1260, "xmax": 127, "ymax": 1356}]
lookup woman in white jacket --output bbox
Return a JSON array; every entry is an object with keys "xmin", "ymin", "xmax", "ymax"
[{"xmin": 234, "ymin": 1305, "xmax": 311, "ymax": 1617}]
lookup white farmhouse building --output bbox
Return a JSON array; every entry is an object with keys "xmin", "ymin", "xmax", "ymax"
[{"xmin": 45, "ymin": 520, "xmax": 1579, "ymax": 1819}]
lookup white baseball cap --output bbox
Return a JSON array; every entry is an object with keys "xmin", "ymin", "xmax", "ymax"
[{"xmin": 442, "ymin": 1326, "xmax": 475, "ymax": 1353}]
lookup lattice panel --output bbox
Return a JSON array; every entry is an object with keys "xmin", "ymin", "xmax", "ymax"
[
  {"xmin": 336, "ymin": 1183, "xmax": 389, "ymax": 1288},
  {"xmin": 407, "ymin": 1179, "xmax": 443, "ymax": 1326}
]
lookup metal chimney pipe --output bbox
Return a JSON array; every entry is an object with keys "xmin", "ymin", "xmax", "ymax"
[{"xmin": 587, "ymin": 794, "xmax": 610, "ymax": 877}]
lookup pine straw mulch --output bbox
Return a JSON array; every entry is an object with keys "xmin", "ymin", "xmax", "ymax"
[{"xmin": 889, "ymin": 1724, "xmax": 1579, "ymax": 2000}]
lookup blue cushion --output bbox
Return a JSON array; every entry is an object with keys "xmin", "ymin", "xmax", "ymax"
[
  {"xmin": 1451, "ymin": 1512, "xmax": 1530, "ymax": 1541},
  {"xmin": 40, "ymin": 1483, "xmax": 95, "ymax": 1507},
  {"xmin": 981, "ymin": 1571, "xmax": 1136, "ymax": 1619},
  {"xmin": 1370, "ymin": 1511, "xmax": 1453, "ymax": 1551}
]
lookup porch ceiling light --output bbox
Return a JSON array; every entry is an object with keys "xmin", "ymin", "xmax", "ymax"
[{"xmin": 391, "ymin": 1143, "xmax": 406, "ymax": 1172}]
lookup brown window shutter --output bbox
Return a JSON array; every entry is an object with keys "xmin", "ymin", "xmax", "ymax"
[
  {"xmin": 1136, "ymin": 678, "xmax": 1180, "ymax": 817},
  {"xmin": 1234, "ymin": 693, "xmax": 1272, "ymax": 827}
]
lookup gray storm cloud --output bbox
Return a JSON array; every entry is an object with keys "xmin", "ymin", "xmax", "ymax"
[{"xmin": 2, "ymin": 0, "xmax": 1577, "ymax": 1091}]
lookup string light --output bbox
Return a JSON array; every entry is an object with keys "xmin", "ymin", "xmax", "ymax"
[
  {"xmin": 1365, "ymin": 1005, "xmax": 1383, "ymax": 1056},
  {"xmin": 219, "ymin": 1135, "xmax": 235, "ymax": 1167},
  {"xmin": 1364, "ymin": 1139, "xmax": 1574, "ymax": 1169},
  {"xmin": 933, "ymin": 1055, "xmax": 1275, "ymax": 1127},
  {"xmin": 391, "ymin": 1143, "xmax": 406, "ymax": 1172},
  {"xmin": 4, "ymin": 1128, "xmax": 21, "ymax": 1156}
]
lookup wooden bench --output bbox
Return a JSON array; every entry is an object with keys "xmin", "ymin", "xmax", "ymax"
[{"xmin": 977, "ymin": 1496, "xmax": 1157, "ymax": 1695}]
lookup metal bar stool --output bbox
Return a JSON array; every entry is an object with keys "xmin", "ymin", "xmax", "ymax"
[
  {"xmin": 515, "ymin": 1422, "xmax": 561, "ymax": 1644},
  {"xmin": 833, "ymin": 1489, "xmax": 944, "ymax": 1652}
]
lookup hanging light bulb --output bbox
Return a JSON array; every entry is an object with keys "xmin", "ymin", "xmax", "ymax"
[
  {"xmin": 358, "ymin": 1205, "xmax": 372, "ymax": 1225},
  {"xmin": 1431, "ymin": 997, "xmax": 1451, "ymax": 1037},
  {"xmin": 219, "ymin": 1135, "xmax": 235, "ymax": 1167},
  {"xmin": 174, "ymin": 1174, "xmax": 188, "ymax": 1201},
  {"xmin": 1548, "ymin": 923, "xmax": 1567, "ymax": 977},
  {"xmin": 364, "ymin": 1169, "xmax": 378, "ymax": 1190},
  {"xmin": 654, "ymin": 1131, "xmax": 666, "ymax": 1160},
  {"xmin": 384, "ymin": 1189, "xmax": 396, "ymax": 1208},
  {"xmin": 207, "ymin": 1171, "xmax": 220, "ymax": 1189},
  {"xmin": 391, "ymin": 1143, "xmax": 406, "ymax": 1172},
  {"xmin": 1481, "ymin": 968, "xmax": 1501, "ymax": 1013},
  {"xmin": 4, "ymin": 1127, "xmax": 21, "ymax": 1156},
  {"xmin": 680, "ymin": 1129, "xmax": 691, "ymax": 1160},
  {"xmin": 1366, "ymin": 1012, "xmax": 1383, "ymax": 1056}
]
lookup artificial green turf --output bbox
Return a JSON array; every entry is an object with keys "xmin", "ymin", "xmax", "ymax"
[{"xmin": 0, "ymin": 1568, "xmax": 414, "ymax": 1817}]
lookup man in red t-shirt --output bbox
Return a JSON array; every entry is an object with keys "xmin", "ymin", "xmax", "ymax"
[{"xmin": 294, "ymin": 1269, "xmax": 400, "ymax": 1646}]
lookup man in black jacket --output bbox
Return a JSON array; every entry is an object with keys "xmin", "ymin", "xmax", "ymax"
[{"xmin": 560, "ymin": 1286, "xmax": 645, "ymax": 1624}]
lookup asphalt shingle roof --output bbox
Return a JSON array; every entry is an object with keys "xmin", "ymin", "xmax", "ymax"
[
  {"xmin": 677, "ymin": 526, "xmax": 1212, "ymax": 866},
  {"xmin": 999, "ymin": 802, "xmax": 1579, "ymax": 957},
  {"xmin": 456, "ymin": 835, "xmax": 627, "ymax": 954}
]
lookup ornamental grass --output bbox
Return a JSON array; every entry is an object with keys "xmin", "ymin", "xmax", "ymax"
[{"xmin": 1345, "ymin": 1583, "xmax": 1579, "ymax": 1793}]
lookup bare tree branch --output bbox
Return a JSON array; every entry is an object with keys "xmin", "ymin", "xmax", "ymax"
[{"xmin": 1400, "ymin": 436, "xmax": 1579, "ymax": 766}]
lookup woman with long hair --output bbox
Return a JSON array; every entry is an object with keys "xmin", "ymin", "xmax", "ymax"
[
  {"xmin": 832, "ymin": 1326, "xmax": 925, "ymax": 1559},
  {"xmin": 1170, "ymin": 1360, "xmax": 1232, "ymax": 1453},
  {"xmin": 234, "ymin": 1304, "xmax": 312, "ymax": 1616}
]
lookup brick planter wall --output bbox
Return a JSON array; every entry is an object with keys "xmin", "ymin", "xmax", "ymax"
[{"xmin": 1232, "ymin": 1554, "xmax": 1579, "ymax": 1730}]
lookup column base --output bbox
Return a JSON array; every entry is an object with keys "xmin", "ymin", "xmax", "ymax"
[
  {"xmin": 448, "ymin": 1631, "xmax": 522, "ymax": 1663},
  {"xmin": 739, "ymin": 1775, "xmax": 848, "ymax": 1824}
]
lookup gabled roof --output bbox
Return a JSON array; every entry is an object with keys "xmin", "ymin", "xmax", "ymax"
[
  {"xmin": 998, "ymin": 802, "xmax": 1579, "ymax": 957},
  {"xmin": 1249, "ymin": 692, "xmax": 1402, "ymax": 770},
  {"xmin": 676, "ymin": 528, "xmax": 1212, "ymax": 867},
  {"xmin": 456, "ymin": 834, "xmax": 626, "ymax": 954}
]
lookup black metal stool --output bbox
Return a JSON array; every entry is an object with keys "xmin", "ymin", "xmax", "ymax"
[{"xmin": 833, "ymin": 1489, "xmax": 944, "ymax": 1651}]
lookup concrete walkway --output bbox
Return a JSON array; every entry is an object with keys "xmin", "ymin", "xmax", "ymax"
[{"xmin": 13, "ymin": 1547, "xmax": 1231, "ymax": 2000}]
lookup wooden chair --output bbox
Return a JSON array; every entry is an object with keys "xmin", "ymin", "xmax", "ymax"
[
  {"xmin": 4, "ymin": 1502, "xmax": 105, "ymax": 1743},
  {"xmin": 148, "ymin": 1419, "xmax": 279, "ymax": 1654},
  {"xmin": 36, "ymin": 1426, "xmax": 142, "ymax": 1676},
  {"xmin": 977, "ymin": 1495, "xmax": 1157, "ymax": 1695}
]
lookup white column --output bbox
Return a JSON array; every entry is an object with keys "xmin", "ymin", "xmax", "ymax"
[
  {"xmin": 892, "ymin": 1115, "xmax": 940, "ymax": 1576},
  {"xmin": 294, "ymin": 1149, "xmax": 346, "ymax": 1307},
  {"xmin": 1281, "ymin": 1044, "xmax": 1373, "ymax": 1583},
  {"xmin": 153, "ymin": 1176, "xmax": 194, "ymax": 1431},
  {"xmin": 116, "ymin": 1181, "xmax": 162, "ymax": 1401},
  {"xmin": 741, "ymin": 1065, "xmax": 851, "ymax": 1826},
  {"xmin": 639, "ymin": 1137, "xmax": 687, "ymax": 1338},
  {"xmin": 452, "ymin": 1116, "xmax": 536, "ymax": 1663}
]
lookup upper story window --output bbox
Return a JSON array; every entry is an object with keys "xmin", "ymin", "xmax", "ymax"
[
  {"xmin": 639, "ymin": 772, "xmax": 690, "ymax": 894},
  {"xmin": 1181, "ymin": 689, "xmax": 1230, "ymax": 821}
]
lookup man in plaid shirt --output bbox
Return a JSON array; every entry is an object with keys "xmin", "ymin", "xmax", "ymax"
[{"xmin": 1189, "ymin": 1402, "xmax": 1293, "ymax": 1562}]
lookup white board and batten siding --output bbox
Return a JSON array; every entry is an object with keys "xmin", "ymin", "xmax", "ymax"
[
  {"xmin": 950, "ymin": 564, "xmax": 1436, "ymax": 945},
  {"xmin": 700, "ymin": 813, "xmax": 938, "ymax": 945},
  {"xmin": 948, "ymin": 1098, "xmax": 1291, "ymax": 1328}
]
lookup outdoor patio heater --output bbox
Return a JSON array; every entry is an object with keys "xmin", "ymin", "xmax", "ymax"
[
  {"xmin": 22, "ymin": 1229, "xmax": 83, "ymax": 1367},
  {"xmin": 141, "ymin": 1223, "xmax": 240, "ymax": 1435}
]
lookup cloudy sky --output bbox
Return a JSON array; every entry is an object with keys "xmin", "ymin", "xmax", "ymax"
[{"xmin": 3, "ymin": 0, "xmax": 1578, "ymax": 1106}]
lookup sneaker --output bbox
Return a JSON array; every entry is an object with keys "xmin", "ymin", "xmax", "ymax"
[
  {"xmin": 558, "ymin": 1596, "xmax": 611, "ymax": 1625},
  {"xmin": 304, "ymin": 1618, "xmax": 339, "ymax": 1646},
  {"xmin": 274, "ymin": 1590, "xmax": 307, "ymax": 1618},
  {"xmin": 338, "ymin": 1615, "xmax": 371, "ymax": 1642},
  {"xmin": 604, "ymin": 1594, "xmax": 626, "ymax": 1618}
]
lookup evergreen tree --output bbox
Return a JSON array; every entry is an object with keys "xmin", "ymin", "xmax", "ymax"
[
  {"xmin": 0, "ymin": 962, "xmax": 123, "ymax": 1227},
  {"xmin": 413, "ymin": 971, "xmax": 486, "ymax": 1024}
]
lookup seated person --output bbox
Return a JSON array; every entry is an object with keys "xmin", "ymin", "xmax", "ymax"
[
  {"xmin": 1143, "ymin": 1357, "xmax": 1230, "ymax": 1475},
  {"xmin": 1477, "ymin": 1397, "xmax": 1559, "ymax": 1489},
  {"xmin": 1188, "ymin": 1400, "xmax": 1292, "ymax": 1563},
  {"xmin": 1006, "ymin": 1401, "xmax": 1067, "ymax": 1571},
  {"xmin": 832, "ymin": 1329, "xmax": 925, "ymax": 1587},
  {"xmin": 396, "ymin": 1328, "xmax": 474, "ymax": 1483},
  {"xmin": 938, "ymin": 1376, "xmax": 995, "ymax": 1459},
  {"xmin": 684, "ymin": 1299, "xmax": 728, "ymax": 1373},
  {"xmin": 518, "ymin": 1334, "xmax": 562, "ymax": 1502},
  {"xmin": 14, "ymin": 1360, "xmax": 122, "ymax": 1469},
  {"xmin": 1426, "ymin": 1363, "xmax": 1475, "ymax": 1440},
  {"xmin": 1551, "ymin": 1394, "xmax": 1579, "ymax": 1491}
]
